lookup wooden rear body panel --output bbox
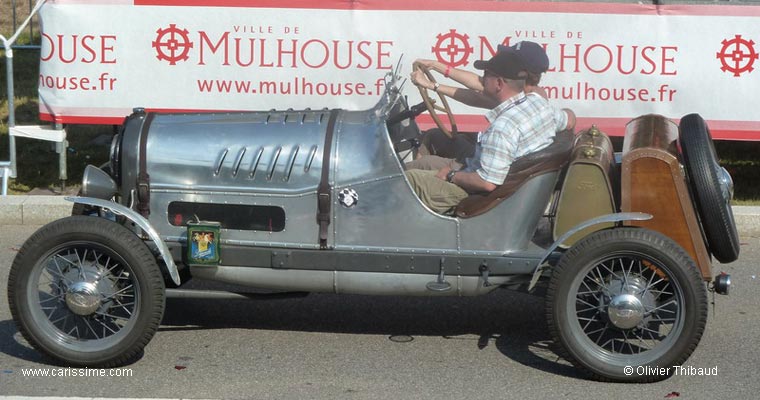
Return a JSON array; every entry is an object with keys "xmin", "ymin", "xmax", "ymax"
[{"xmin": 621, "ymin": 115, "xmax": 712, "ymax": 280}]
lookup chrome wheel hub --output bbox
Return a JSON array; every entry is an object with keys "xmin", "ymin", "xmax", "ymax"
[
  {"xmin": 718, "ymin": 166, "xmax": 734, "ymax": 202},
  {"xmin": 604, "ymin": 275, "xmax": 655, "ymax": 330},
  {"xmin": 65, "ymin": 281, "xmax": 101, "ymax": 316},
  {"xmin": 608, "ymin": 294, "xmax": 645, "ymax": 329}
]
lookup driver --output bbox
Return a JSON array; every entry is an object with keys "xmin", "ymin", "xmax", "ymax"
[
  {"xmin": 405, "ymin": 51, "xmax": 570, "ymax": 214},
  {"xmin": 409, "ymin": 41, "xmax": 574, "ymax": 165}
]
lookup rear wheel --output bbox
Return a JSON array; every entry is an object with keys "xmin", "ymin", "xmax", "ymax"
[
  {"xmin": 8, "ymin": 216, "xmax": 165, "ymax": 367},
  {"xmin": 546, "ymin": 228, "xmax": 707, "ymax": 382}
]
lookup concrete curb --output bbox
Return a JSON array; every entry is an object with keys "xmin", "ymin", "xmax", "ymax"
[
  {"xmin": 0, "ymin": 195, "xmax": 73, "ymax": 226},
  {"xmin": 1, "ymin": 195, "xmax": 759, "ymax": 236},
  {"xmin": 732, "ymin": 206, "xmax": 760, "ymax": 237}
]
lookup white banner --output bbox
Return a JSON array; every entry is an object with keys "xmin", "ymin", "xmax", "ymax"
[{"xmin": 37, "ymin": 0, "xmax": 760, "ymax": 139}]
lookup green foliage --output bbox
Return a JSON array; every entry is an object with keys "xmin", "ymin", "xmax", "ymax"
[
  {"xmin": 0, "ymin": 126, "xmax": 112, "ymax": 193},
  {"xmin": 715, "ymin": 141, "xmax": 760, "ymax": 202},
  {"xmin": 1, "ymin": 47, "xmax": 111, "ymax": 193}
]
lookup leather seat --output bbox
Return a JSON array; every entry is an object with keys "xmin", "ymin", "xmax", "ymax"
[{"xmin": 454, "ymin": 131, "xmax": 575, "ymax": 218}]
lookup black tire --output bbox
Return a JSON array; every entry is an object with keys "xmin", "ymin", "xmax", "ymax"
[
  {"xmin": 678, "ymin": 114, "xmax": 740, "ymax": 263},
  {"xmin": 546, "ymin": 228, "xmax": 708, "ymax": 382},
  {"xmin": 7, "ymin": 216, "xmax": 165, "ymax": 367}
]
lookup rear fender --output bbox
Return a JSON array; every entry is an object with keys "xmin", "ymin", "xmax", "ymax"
[
  {"xmin": 64, "ymin": 196, "xmax": 180, "ymax": 285},
  {"xmin": 528, "ymin": 212, "xmax": 653, "ymax": 291}
]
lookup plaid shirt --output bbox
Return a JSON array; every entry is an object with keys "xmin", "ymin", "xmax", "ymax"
[{"xmin": 464, "ymin": 93, "xmax": 567, "ymax": 185}]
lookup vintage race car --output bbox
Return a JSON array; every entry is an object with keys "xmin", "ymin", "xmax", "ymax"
[{"xmin": 7, "ymin": 66, "xmax": 739, "ymax": 382}]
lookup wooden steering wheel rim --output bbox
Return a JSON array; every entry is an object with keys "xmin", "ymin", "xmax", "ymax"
[{"xmin": 413, "ymin": 62, "xmax": 458, "ymax": 138}]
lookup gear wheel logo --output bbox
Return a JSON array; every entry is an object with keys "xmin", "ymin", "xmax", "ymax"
[
  {"xmin": 716, "ymin": 34, "xmax": 758, "ymax": 77},
  {"xmin": 152, "ymin": 24, "xmax": 194, "ymax": 65},
  {"xmin": 431, "ymin": 29, "xmax": 474, "ymax": 68}
]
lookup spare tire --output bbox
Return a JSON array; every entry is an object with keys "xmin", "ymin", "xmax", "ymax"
[{"xmin": 678, "ymin": 113, "xmax": 740, "ymax": 263}]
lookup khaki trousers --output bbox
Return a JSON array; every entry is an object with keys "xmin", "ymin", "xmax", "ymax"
[
  {"xmin": 405, "ymin": 169, "xmax": 469, "ymax": 214},
  {"xmin": 405, "ymin": 155, "xmax": 463, "ymax": 171}
]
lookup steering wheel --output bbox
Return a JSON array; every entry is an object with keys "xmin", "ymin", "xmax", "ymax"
[{"xmin": 413, "ymin": 62, "xmax": 458, "ymax": 138}]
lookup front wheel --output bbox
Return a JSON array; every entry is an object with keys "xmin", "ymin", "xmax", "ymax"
[
  {"xmin": 546, "ymin": 228, "xmax": 708, "ymax": 382},
  {"xmin": 8, "ymin": 216, "xmax": 165, "ymax": 367}
]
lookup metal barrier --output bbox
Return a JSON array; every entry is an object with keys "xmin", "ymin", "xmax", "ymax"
[
  {"xmin": 0, "ymin": 164, "xmax": 9, "ymax": 196},
  {"xmin": 2, "ymin": 0, "xmax": 47, "ymax": 196}
]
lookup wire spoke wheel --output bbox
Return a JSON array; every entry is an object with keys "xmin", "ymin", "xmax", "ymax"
[
  {"xmin": 572, "ymin": 254, "xmax": 684, "ymax": 358},
  {"xmin": 29, "ymin": 243, "xmax": 139, "ymax": 351},
  {"xmin": 546, "ymin": 228, "xmax": 707, "ymax": 382},
  {"xmin": 8, "ymin": 216, "xmax": 165, "ymax": 367}
]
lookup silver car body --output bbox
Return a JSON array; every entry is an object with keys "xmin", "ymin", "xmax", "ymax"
[{"xmin": 73, "ymin": 72, "xmax": 644, "ymax": 296}]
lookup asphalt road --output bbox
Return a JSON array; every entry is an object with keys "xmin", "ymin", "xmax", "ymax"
[{"xmin": 1, "ymin": 225, "xmax": 759, "ymax": 400}]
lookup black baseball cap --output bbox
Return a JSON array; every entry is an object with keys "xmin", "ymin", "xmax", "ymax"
[
  {"xmin": 497, "ymin": 41, "xmax": 549, "ymax": 73},
  {"xmin": 473, "ymin": 51, "xmax": 526, "ymax": 80}
]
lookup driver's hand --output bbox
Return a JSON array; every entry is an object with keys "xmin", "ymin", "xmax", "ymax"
[
  {"xmin": 435, "ymin": 167, "xmax": 452, "ymax": 181},
  {"xmin": 414, "ymin": 59, "xmax": 437, "ymax": 69},
  {"xmin": 411, "ymin": 69, "xmax": 434, "ymax": 90}
]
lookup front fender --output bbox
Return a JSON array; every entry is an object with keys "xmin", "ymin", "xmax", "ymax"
[
  {"xmin": 528, "ymin": 212, "xmax": 653, "ymax": 291},
  {"xmin": 65, "ymin": 196, "xmax": 180, "ymax": 285}
]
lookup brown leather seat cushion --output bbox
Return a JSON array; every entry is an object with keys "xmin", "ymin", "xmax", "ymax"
[{"xmin": 454, "ymin": 130, "xmax": 575, "ymax": 218}]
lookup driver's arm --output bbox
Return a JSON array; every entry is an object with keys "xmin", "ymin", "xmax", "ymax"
[
  {"xmin": 414, "ymin": 59, "xmax": 484, "ymax": 92},
  {"xmin": 436, "ymin": 85, "xmax": 497, "ymax": 110},
  {"xmin": 411, "ymin": 69, "xmax": 496, "ymax": 109},
  {"xmin": 562, "ymin": 108, "xmax": 576, "ymax": 131}
]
